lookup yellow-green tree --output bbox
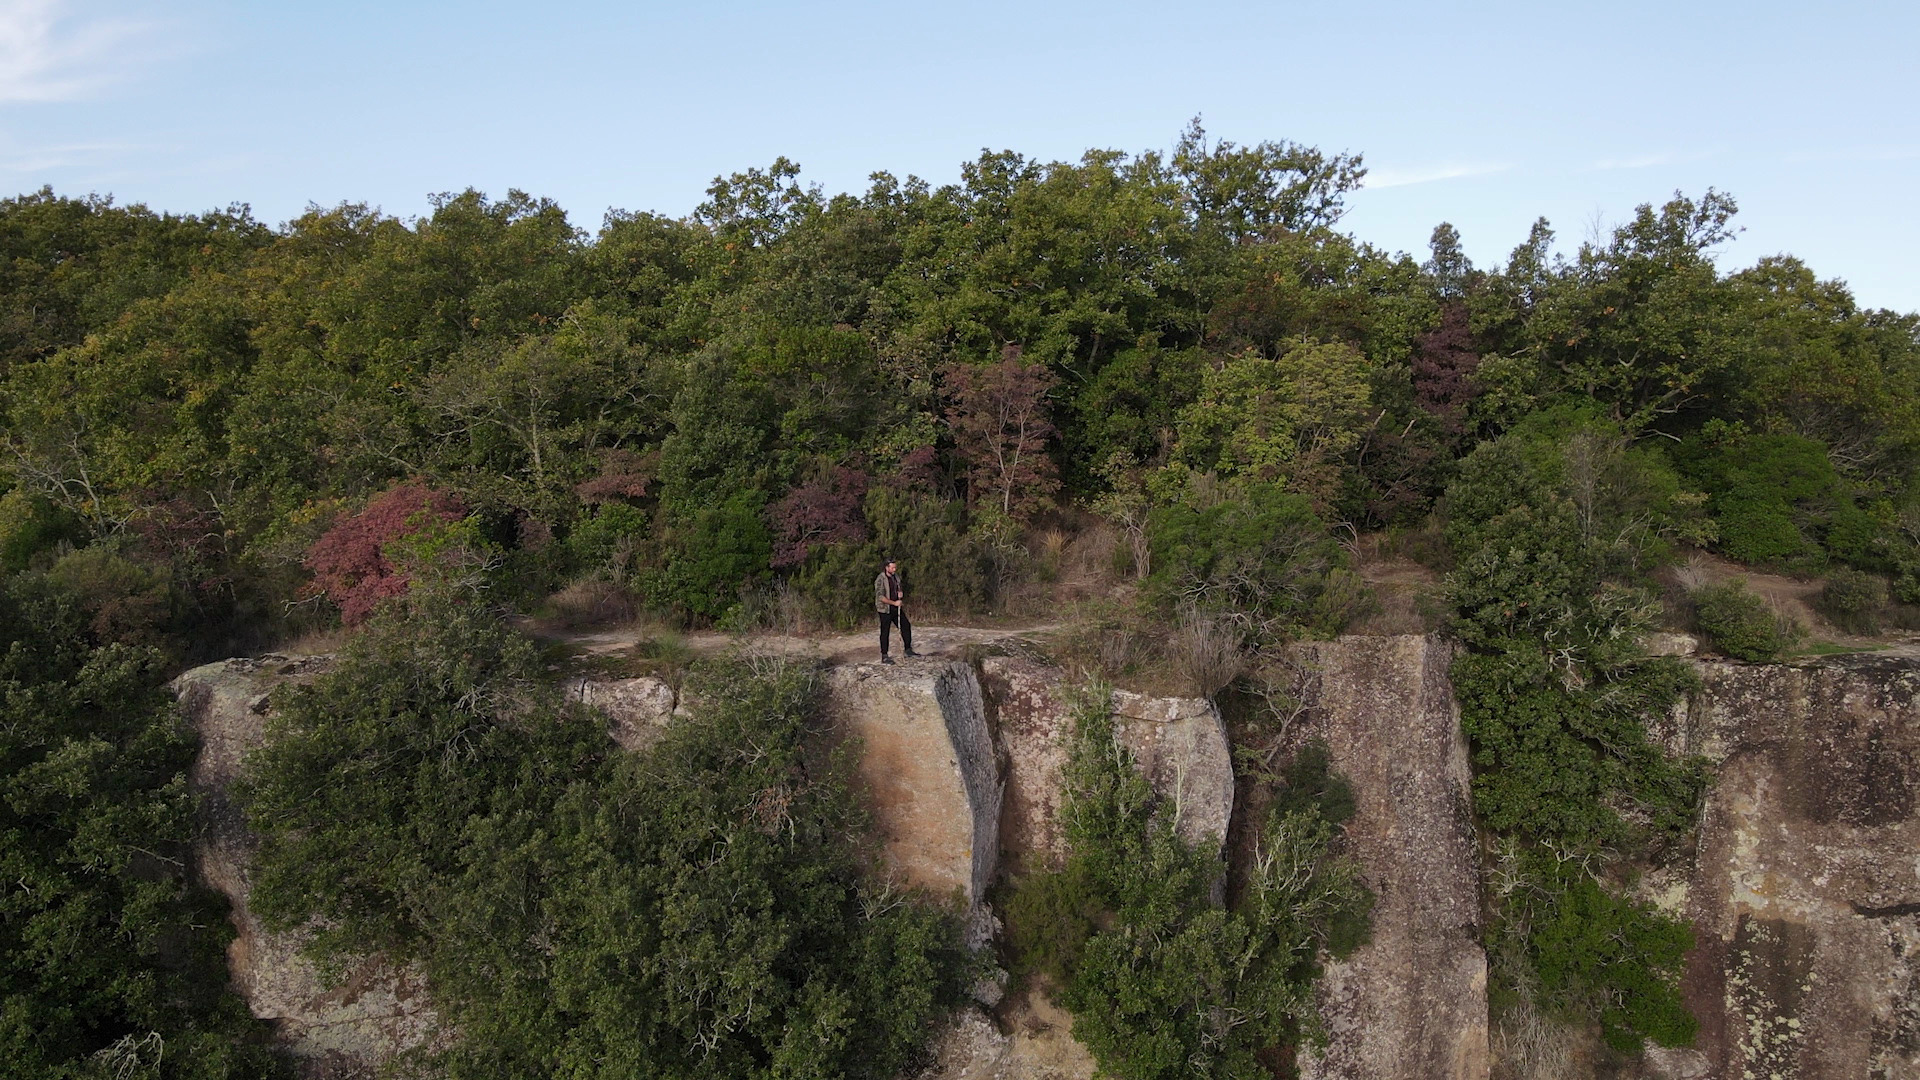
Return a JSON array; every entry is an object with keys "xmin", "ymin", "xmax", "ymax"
[{"xmin": 1173, "ymin": 338, "xmax": 1374, "ymax": 509}]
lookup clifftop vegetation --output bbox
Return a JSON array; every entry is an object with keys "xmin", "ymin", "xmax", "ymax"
[{"xmin": 3, "ymin": 122, "xmax": 1918, "ymax": 1076}]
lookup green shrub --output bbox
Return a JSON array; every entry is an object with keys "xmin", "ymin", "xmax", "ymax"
[
  {"xmin": 1490, "ymin": 848, "xmax": 1697, "ymax": 1054},
  {"xmin": 785, "ymin": 540, "xmax": 881, "ymax": 630},
  {"xmin": 863, "ymin": 487, "xmax": 987, "ymax": 616},
  {"xmin": 1454, "ymin": 647, "xmax": 1706, "ymax": 1053},
  {"xmin": 43, "ymin": 543, "xmax": 176, "ymax": 651},
  {"xmin": 1817, "ymin": 568, "xmax": 1887, "ymax": 635},
  {"xmin": 1003, "ymin": 862, "xmax": 1100, "ymax": 982},
  {"xmin": 0, "ymin": 572, "xmax": 285, "ymax": 1079},
  {"xmin": 641, "ymin": 490, "xmax": 773, "ymax": 622},
  {"xmin": 1680, "ymin": 425, "xmax": 1871, "ymax": 569},
  {"xmin": 241, "ymin": 603, "xmax": 963, "ymax": 1078},
  {"xmin": 1443, "ymin": 417, "xmax": 1711, "ymax": 1053},
  {"xmin": 1895, "ymin": 567, "xmax": 1920, "ymax": 607},
  {"xmin": 777, "ymin": 489, "xmax": 991, "ymax": 629},
  {"xmin": 566, "ymin": 502, "xmax": 648, "ymax": 582},
  {"xmin": 1146, "ymin": 478, "xmax": 1351, "ymax": 638},
  {"xmin": 1271, "ymin": 739, "xmax": 1369, "ymax": 957},
  {"xmin": 1454, "ymin": 648, "xmax": 1705, "ymax": 852},
  {"xmin": 0, "ymin": 488, "xmax": 81, "ymax": 572},
  {"xmin": 1691, "ymin": 580, "xmax": 1795, "ymax": 661},
  {"xmin": 1049, "ymin": 687, "xmax": 1371, "ymax": 1079}
]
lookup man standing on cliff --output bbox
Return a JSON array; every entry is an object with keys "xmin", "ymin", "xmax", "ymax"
[{"xmin": 875, "ymin": 558, "xmax": 917, "ymax": 664}]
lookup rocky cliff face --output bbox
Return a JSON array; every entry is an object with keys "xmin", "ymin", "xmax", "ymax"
[
  {"xmin": 822, "ymin": 660, "xmax": 1003, "ymax": 905},
  {"xmin": 172, "ymin": 638, "xmax": 1920, "ymax": 1080},
  {"xmin": 1642, "ymin": 651, "xmax": 1920, "ymax": 1080},
  {"xmin": 977, "ymin": 654, "xmax": 1233, "ymax": 873},
  {"xmin": 932, "ymin": 637, "xmax": 1483, "ymax": 1080}
]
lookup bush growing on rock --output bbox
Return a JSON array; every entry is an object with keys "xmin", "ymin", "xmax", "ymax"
[
  {"xmin": 1485, "ymin": 844, "xmax": 1696, "ymax": 1054},
  {"xmin": 241, "ymin": 601, "xmax": 963, "ymax": 1078},
  {"xmin": 0, "ymin": 571, "xmax": 284, "ymax": 1079},
  {"xmin": 1015, "ymin": 685, "xmax": 1370, "ymax": 1079},
  {"xmin": 1444, "ymin": 416, "xmax": 1711, "ymax": 1055}
]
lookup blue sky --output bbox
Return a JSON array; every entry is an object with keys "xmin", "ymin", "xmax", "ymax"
[{"xmin": 4, "ymin": 0, "xmax": 1915, "ymax": 311}]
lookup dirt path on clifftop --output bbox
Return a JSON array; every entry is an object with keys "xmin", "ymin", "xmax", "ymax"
[{"xmin": 556, "ymin": 621, "xmax": 1060, "ymax": 666}]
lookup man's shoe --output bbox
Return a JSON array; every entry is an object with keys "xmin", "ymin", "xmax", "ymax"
[
  {"xmin": 904, "ymin": 649, "xmax": 920, "ymax": 658},
  {"xmin": 880, "ymin": 656, "xmax": 895, "ymax": 665}
]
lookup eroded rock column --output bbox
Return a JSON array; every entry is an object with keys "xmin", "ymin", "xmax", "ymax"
[
  {"xmin": 823, "ymin": 660, "xmax": 1002, "ymax": 906},
  {"xmin": 1288, "ymin": 634, "xmax": 1489, "ymax": 1080}
]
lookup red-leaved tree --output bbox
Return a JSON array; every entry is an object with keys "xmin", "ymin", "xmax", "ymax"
[
  {"xmin": 943, "ymin": 347, "xmax": 1059, "ymax": 519},
  {"xmin": 768, "ymin": 466, "xmax": 871, "ymax": 568},
  {"xmin": 887, "ymin": 444, "xmax": 946, "ymax": 496},
  {"xmin": 304, "ymin": 481, "xmax": 467, "ymax": 624},
  {"xmin": 1411, "ymin": 302, "xmax": 1482, "ymax": 436},
  {"xmin": 575, "ymin": 448, "xmax": 657, "ymax": 505}
]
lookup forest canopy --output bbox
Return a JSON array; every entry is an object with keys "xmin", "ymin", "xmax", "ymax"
[{"xmin": 1, "ymin": 124, "xmax": 1915, "ymax": 651}]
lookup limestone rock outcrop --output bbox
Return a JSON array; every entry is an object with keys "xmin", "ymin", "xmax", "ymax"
[
  {"xmin": 563, "ymin": 674, "xmax": 681, "ymax": 751},
  {"xmin": 1287, "ymin": 634, "xmax": 1489, "ymax": 1080},
  {"xmin": 979, "ymin": 655, "xmax": 1234, "ymax": 874},
  {"xmin": 1646, "ymin": 652, "xmax": 1920, "ymax": 1080},
  {"xmin": 823, "ymin": 660, "xmax": 1003, "ymax": 905},
  {"xmin": 173, "ymin": 656, "xmax": 443, "ymax": 1079}
]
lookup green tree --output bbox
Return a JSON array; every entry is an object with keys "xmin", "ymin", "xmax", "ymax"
[
  {"xmin": 1479, "ymin": 193, "xmax": 1745, "ymax": 435},
  {"xmin": 1172, "ymin": 339, "xmax": 1374, "ymax": 509},
  {"xmin": 1443, "ymin": 416, "xmax": 1709, "ymax": 1051},
  {"xmin": 0, "ymin": 189, "xmax": 268, "ymax": 373},
  {"xmin": 1725, "ymin": 257, "xmax": 1920, "ymax": 484},
  {"xmin": 414, "ymin": 304, "xmax": 646, "ymax": 521},
  {"xmin": 1173, "ymin": 117, "xmax": 1366, "ymax": 240},
  {"xmin": 0, "ymin": 572, "xmax": 283, "ymax": 1079}
]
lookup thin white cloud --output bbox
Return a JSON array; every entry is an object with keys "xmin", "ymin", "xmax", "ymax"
[
  {"xmin": 1365, "ymin": 162, "xmax": 1511, "ymax": 189},
  {"xmin": 0, "ymin": 0, "xmax": 151, "ymax": 103},
  {"xmin": 1592, "ymin": 152, "xmax": 1676, "ymax": 170},
  {"xmin": 0, "ymin": 138, "xmax": 132, "ymax": 172},
  {"xmin": 1590, "ymin": 146, "xmax": 1725, "ymax": 172},
  {"xmin": 1782, "ymin": 144, "xmax": 1920, "ymax": 166}
]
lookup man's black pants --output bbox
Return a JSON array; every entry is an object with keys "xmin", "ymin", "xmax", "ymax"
[{"xmin": 879, "ymin": 609, "xmax": 912, "ymax": 658}]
